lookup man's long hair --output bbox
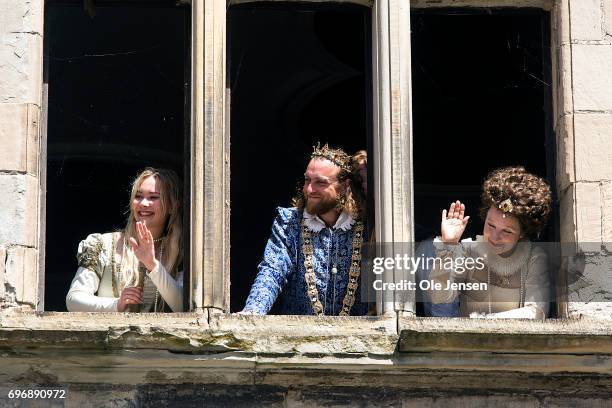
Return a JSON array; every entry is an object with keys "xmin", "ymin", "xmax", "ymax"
[{"xmin": 350, "ymin": 150, "xmax": 367, "ymax": 220}]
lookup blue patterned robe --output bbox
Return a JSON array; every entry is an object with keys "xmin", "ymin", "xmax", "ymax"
[{"xmin": 243, "ymin": 207, "xmax": 368, "ymax": 315}]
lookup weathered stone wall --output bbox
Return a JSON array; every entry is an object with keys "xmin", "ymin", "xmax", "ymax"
[
  {"xmin": 0, "ymin": 1, "xmax": 609, "ymax": 314},
  {"xmin": 0, "ymin": 0, "xmax": 44, "ymax": 311},
  {"xmin": 554, "ymin": 0, "xmax": 612, "ymax": 242},
  {"xmin": 0, "ymin": 1, "xmax": 611, "ymax": 405},
  {"xmin": 0, "ymin": 384, "xmax": 609, "ymax": 407},
  {"xmin": 552, "ymin": 0, "xmax": 612, "ymax": 318}
]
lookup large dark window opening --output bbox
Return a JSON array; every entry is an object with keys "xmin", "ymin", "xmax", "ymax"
[
  {"xmin": 228, "ymin": 3, "xmax": 372, "ymax": 313},
  {"xmin": 411, "ymin": 9, "xmax": 557, "ymax": 314},
  {"xmin": 44, "ymin": 1, "xmax": 190, "ymax": 311},
  {"xmin": 412, "ymin": 9, "xmax": 555, "ymax": 241}
]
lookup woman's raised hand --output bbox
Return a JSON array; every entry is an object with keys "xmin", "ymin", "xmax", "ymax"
[
  {"xmin": 441, "ymin": 200, "xmax": 470, "ymax": 244},
  {"xmin": 129, "ymin": 221, "xmax": 157, "ymax": 271}
]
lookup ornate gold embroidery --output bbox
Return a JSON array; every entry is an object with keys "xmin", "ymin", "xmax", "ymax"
[
  {"xmin": 77, "ymin": 237, "xmax": 104, "ymax": 279},
  {"xmin": 301, "ymin": 220, "xmax": 364, "ymax": 316}
]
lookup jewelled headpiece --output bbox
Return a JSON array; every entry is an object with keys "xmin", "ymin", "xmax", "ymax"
[
  {"xmin": 311, "ymin": 143, "xmax": 351, "ymax": 172},
  {"xmin": 498, "ymin": 198, "xmax": 514, "ymax": 214}
]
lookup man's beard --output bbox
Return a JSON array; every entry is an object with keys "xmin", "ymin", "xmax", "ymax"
[{"xmin": 305, "ymin": 194, "xmax": 339, "ymax": 215}]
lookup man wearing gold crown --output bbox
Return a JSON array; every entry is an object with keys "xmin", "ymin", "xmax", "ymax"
[{"xmin": 241, "ymin": 144, "xmax": 368, "ymax": 315}]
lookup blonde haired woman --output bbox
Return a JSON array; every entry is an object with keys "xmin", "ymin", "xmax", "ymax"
[{"xmin": 66, "ymin": 168, "xmax": 183, "ymax": 312}]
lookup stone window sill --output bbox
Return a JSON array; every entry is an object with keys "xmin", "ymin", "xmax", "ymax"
[
  {"xmin": 1, "ymin": 310, "xmax": 611, "ymax": 383},
  {"xmin": 399, "ymin": 315, "xmax": 612, "ymax": 354},
  {"xmin": 0, "ymin": 311, "xmax": 397, "ymax": 354},
  {"xmin": 1, "ymin": 310, "xmax": 610, "ymax": 357}
]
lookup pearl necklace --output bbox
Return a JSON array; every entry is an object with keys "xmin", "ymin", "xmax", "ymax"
[
  {"xmin": 129, "ymin": 240, "xmax": 163, "ymax": 312},
  {"xmin": 145, "ymin": 241, "xmax": 163, "ymax": 312},
  {"xmin": 151, "ymin": 242, "xmax": 162, "ymax": 312}
]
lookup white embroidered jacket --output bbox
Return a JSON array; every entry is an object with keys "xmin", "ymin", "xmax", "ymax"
[{"xmin": 66, "ymin": 232, "xmax": 184, "ymax": 312}]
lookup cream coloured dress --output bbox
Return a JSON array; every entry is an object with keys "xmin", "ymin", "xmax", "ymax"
[
  {"xmin": 65, "ymin": 232, "xmax": 183, "ymax": 312},
  {"xmin": 429, "ymin": 235, "xmax": 549, "ymax": 318}
]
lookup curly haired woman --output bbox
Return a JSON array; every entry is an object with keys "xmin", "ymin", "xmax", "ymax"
[{"xmin": 429, "ymin": 166, "xmax": 552, "ymax": 319}]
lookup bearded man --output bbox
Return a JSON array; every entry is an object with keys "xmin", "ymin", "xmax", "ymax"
[{"xmin": 241, "ymin": 144, "xmax": 367, "ymax": 315}]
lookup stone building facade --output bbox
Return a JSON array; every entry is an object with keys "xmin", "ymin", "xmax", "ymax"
[{"xmin": 0, "ymin": 0, "xmax": 611, "ymax": 406}]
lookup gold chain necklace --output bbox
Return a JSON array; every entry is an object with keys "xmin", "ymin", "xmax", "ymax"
[{"xmin": 301, "ymin": 219, "xmax": 364, "ymax": 316}]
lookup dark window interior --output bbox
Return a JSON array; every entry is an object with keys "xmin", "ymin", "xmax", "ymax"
[
  {"xmin": 228, "ymin": 3, "xmax": 372, "ymax": 313},
  {"xmin": 43, "ymin": 3, "xmax": 554, "ymax": 314},
  {"xmin": 44, "ymin": 1, "xmax": 190, "ymax": 311},
  {"xmin": 411, "ymin": 9, "xmax": 556, "ymax": 243}
]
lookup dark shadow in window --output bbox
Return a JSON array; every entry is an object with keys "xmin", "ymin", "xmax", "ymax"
[
  {"xmin": 228, "ymin": 3, "xmax": 372, "ymax": 313},
  {"xmin": 411, "ymin": 9, "xmax": 557, "ymax": 315},
  {"xmin": 44, "ymin": 1, "xmax": 190, "ymax": 311}
]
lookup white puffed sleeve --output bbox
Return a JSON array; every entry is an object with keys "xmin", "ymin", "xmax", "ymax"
[{"xmin": 66, "ymin": 233, "xmax": 119, "ymax": 312}]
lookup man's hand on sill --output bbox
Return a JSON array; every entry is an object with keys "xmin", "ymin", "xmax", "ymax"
[{"xmin": 233, "ymin": 310, "xmax": 257, "ymax": 316}]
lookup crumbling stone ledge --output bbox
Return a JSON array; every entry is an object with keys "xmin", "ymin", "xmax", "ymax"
[
  {"xmin": 1, "ymin": 310, "xmax": 611, "ymax": 355},
  {"xmin": 0, "ymin": 311, "xmax": 398, "ymax": 354},
  {"xmin": 0, "ymin": 310, "xmax": 610, "ymax": 387}
]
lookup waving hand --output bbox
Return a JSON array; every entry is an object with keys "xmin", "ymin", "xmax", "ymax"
[
  {"xmin": 129, "ymin": 221, "xmax": 157, "ymax": 271},
  {"xmin": 441, "ymin": 200, "xmax": 470, "ymax": 244}
]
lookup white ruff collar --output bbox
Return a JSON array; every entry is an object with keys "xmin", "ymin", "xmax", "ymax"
[{"xmin": 303, "ymin": 210, "xmax": 355, "ymax": 233}]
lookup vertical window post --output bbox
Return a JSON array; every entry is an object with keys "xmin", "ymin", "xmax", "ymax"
[
  {"xmin": 192, "ymin": 0, "xmax": 229, "ymax": 313},
  {"xmin": 372, "ymin": 0, "xmax": 415, "ymax": 316}
]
